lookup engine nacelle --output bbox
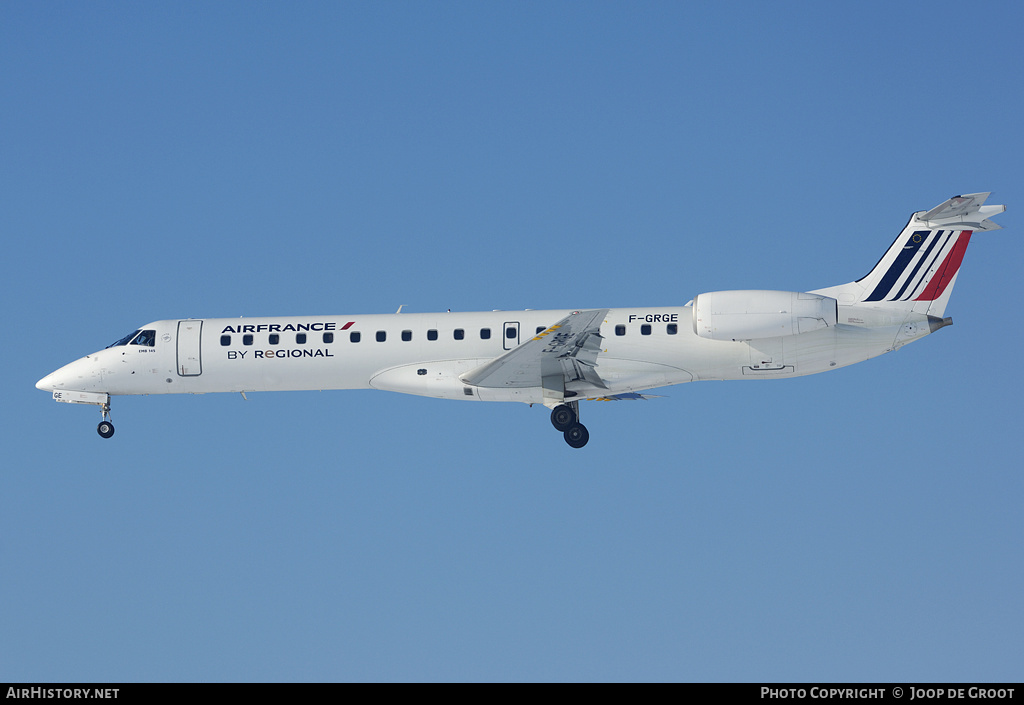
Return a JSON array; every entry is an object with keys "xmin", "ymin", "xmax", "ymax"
[{"xmin": 692, "ymin": 290, "xmax": 838, "ymax": 341}]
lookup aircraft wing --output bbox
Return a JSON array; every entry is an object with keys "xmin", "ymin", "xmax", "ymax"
[{"xmin": 459, "ymin": 309, "xmax": 610, "ymax": 401}]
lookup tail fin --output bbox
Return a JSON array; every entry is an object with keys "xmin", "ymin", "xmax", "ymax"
[{"xmin": 815, "ymin": 193, "xmax": 1005, "ymax": 318}]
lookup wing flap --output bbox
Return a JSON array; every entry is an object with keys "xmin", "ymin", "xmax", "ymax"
[{"xmin": 587, "ymin": 392, "xmax": 663, "ymax": 401}]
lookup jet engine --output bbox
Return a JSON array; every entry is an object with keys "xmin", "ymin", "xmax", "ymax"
[{"xmin": 692, "ymin": 290, "xmax": 837, "ymax": 341}]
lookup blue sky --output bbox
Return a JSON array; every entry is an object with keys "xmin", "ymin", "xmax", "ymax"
[{"xmin": 2, "ymin": 1, "xmax": 1021, "ymax": 682}]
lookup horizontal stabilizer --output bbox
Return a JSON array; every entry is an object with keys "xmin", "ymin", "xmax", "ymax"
[{"xmin": 917, "ymin": 192, "xmax": 1005, "ymax": 231}]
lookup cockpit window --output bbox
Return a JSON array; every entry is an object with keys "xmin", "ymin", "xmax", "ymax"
[
  {"xmin": 132, "ymin": 330, "xmax": 156, "ymax": 346},
  {"xmin": 106, "ymin": 329, "xmax": 156, "ymax": 348},
  {"xmin": 107, "ymin": 330, "xmax": 141, "ymax": 348}
]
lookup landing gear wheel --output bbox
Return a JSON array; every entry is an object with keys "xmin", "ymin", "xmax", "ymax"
[
  {"xmin": 563, "ymin": 423, "xmax": 589, "ymax": 449},
  {"xmin": 550, "ymin": 404, "xmax": 577, "ymax": 432},
  {"xmin": 97, "ymin": 421, "xmax": 115, "ymax": 439}
]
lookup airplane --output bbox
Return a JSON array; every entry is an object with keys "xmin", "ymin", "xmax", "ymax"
[{"xmin": 36, "ymin": 193, "xmax": 1005, "ymax": 448}]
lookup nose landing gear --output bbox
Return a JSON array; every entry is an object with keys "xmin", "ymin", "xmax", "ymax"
[
  {"xmin": 49, "ymin": 390, "xmax": 116, "ymax": 439},
  {"xmin": 550, "ymin": 402, "xmax": 589, "ymax": 448},
  {"xmin": 97, "ymin": 401, "xmax": 114, "ymax": 439}
]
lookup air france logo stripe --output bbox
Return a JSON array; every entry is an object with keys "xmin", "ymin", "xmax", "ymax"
[
  {"xmin": 915, "ymin": 231, "xmax": 972, "ymax": 301},
  {"xmin": 892, "ymin": 231, "xmax": 949, "ymax": 301},
  {"xmin": 864, "ymin": 230, "xmax": 931, "ymax": 301},
  {"xmin": 864, "ymin": 230, "xmax": 972, "ymax": 303}
]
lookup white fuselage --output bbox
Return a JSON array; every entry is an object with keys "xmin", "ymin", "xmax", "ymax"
[
  {"xmin": 35, "ymin": 193, "xmax": 1002, "ymax": 446},
  {"xmin": 37, "ymin": 304, "xmax": 932, "ymax": 405}
]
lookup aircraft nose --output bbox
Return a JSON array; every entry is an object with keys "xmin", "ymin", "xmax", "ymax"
[{"xmin": 36, "ymin": 356, "xmax": 95, "ymax": 392}]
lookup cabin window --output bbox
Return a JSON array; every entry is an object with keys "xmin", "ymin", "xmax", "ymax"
[
  {"xmin": 323, "ymin": 332, "xmax": 334, "ymax": 344},
  {"xmin": 296, "ymin": 333, "xmax": 307, "ymax": 344},
  {"xmin": 615, "ymin": 324, "xmax": 626, "ymax": 336},
  {"xmin": 220, "ymin": 335, "xmax": 231, "ymax": 346},
  {"xmin": 480, "ymin": 328, "xmax": 491, "ymax": 340},
  {"xmin": 243, "ymin": 334, "xmax": 254, "ymax": 345},
  {"xmin": 131, "ymin": 330, "xmax": 156, "ymax": 347},
  {"xmin": 536, "ymin": 326, "xmax": 545, "ymax": 334},
  {"xmin": 641, "ymin": 324, "xmax": 652, "ymax": 336},
  {"xmin": 350, "ymin": 331, "xmax": 361, "ymax": 343},
  {"xmin": 376, "ymin": 331, "xmax": 386, "ymax": 342},
  {"xmin": 269, "ymin": 334, "xmax": 280, "ymax": 345},
  {"xmin": 667, "ymin": 323, "xmax": 678, "ymax": 335},
  {"xmin": 427, "ymin": 329, "xmax": 438, "ymax": 341},
  {"xmin": 454, "ymin": 328, "xmax": 465, "ymax": 340},
  {"xmin": 505, "ymin": 326, "xmax": 516, "ymax": 339},
  {"xmin": 402, "ymin": 330, "xmax": 412, "ymax": 342}
]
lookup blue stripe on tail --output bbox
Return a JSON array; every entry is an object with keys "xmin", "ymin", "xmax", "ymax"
[{"xmin": 864, "ymin": 230, "xmax": 931, "ymax": 302}]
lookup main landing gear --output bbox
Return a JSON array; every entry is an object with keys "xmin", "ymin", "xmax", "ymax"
[
  {"xmin": 97, "ymin": 400, "xmax": 114, "ymax": 439},
  {"xmin": 550, "ymin": 402, "xmax": 589, "ymax": 449}
]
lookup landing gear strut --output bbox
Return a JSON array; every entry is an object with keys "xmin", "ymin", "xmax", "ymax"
[
  {"xmin": 97, "ymin": 401, "xmax": 114, "ymax": 439},
  {"xmin": 550, "ymin": 402, "xmax": 589, "ymax": 448}
]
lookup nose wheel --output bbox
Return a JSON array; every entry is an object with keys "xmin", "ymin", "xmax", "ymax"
[
  {"xmin": 550, "ymin": 402, "xmax": 589, "ymax": 448},
  {"xmin": 97, "ymin": 401, "xmax": 114, "ymax": 439}
]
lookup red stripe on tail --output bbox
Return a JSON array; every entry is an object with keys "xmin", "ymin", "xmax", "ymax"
[{"xmin": 915, "ymin": 231, "xmax": 972, "ymax": 301}]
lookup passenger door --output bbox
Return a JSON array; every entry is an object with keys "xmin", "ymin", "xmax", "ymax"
[{"xmin": 176, "ymin": 320, "xmax": 203, "ymax": 376}]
